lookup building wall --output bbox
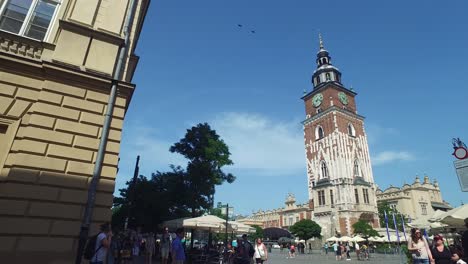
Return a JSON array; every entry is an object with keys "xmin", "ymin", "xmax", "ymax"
[
  {"xmin": 0, "ymin": 0, "xmax": 149, "ymax": 262},
  {"xmin": 302, "ymin": 85, "xmax": 379, "ymax": 236},
  {"xmin": 376, "ymin": 176, "xmax": 449, "ymax": 221}
]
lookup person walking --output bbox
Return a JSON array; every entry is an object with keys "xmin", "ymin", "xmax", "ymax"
[
  {"xmin": 289, "ymin": 244, "xmax": 296, "ymax": 258},
  {"xmin": 324, "ymin": 243, "xmax": 329, "ymax": 255},
  {"xmin": 408, "ymin": 228, "xmax": 434, "ymax": 264},
  {"xmin": 345, "ymin": 242, "xmax": 351, "ymax": 260},
  {"xmin": 171, "ymin": 228, "xmax": 186, "ymax": 264},
  {"xmin": 235, "ymin": 234, "xmax": 254, "ymax": 264},
  {"xmin": 254, "ymin": 238, "xmax": 267, "ymax": 264},
  {"xmin": 90, "ymin": 222, "xmax": 113, "ymax": 264},
  {"xmin": 355, "ymin": 242, "xmax": 360, "ymax": 260},
  {"xmin": 332, "ymin": 242, "xmax": 339, "ymax": 260},
  {"xmin": 430, "ymin": 235, "xmax": 451, "ymax": 264},
  {"xmin": 161, "ymin": 227, "xmax": 172, "ymax": 264},
  {"xmin": 145, "ymin": 232, "xmax": 156, "ymax": 264}
]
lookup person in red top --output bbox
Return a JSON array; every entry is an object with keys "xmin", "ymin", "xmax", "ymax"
[{"xmin": 289, "ymin": 244, "xmax": 296, "ymax": 258}]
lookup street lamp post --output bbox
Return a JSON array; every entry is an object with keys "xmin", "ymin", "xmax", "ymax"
[{"xmin": 225, "ymin": 203, "xmax": 229, "ymax": 247}]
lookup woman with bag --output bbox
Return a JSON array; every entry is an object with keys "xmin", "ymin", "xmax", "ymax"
[
  {"xmin": 254, "ymin": 238, "xmax": 268, "ymax": 264},
  {"xmin": 408, "ymin": 228, "xmax": 434, "ymax": 264}
]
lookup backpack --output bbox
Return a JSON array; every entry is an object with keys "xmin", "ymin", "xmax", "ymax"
[{"xmin": 84, "ymin": 233, "xmax": 102, "ymax": 260}]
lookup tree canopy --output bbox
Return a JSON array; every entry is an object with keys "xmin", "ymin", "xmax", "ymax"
[
  {"xmin": 250, "ymin": 225, "xmax": 264, "ymax": 241},
  {"xmin": 170, "ymin": 123, "xmax": 235, "ymax": 215},
  {"xmin": 112, "ymin": 123, "xmax": 235, "ymax": 231},
  {"xmin": 352, "ymin": 220, "xmax": 379, "ymax": 237},
  {"xmin": 378, "ymin": 202, "xmax": 407, "ymax": 232},
  {"xmin": 289, "ymin": 219, "xmax": 322, "ymax": 241}
]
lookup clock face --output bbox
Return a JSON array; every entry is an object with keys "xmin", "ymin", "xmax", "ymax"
[
  {"xmin": 338, "ymin": 92, "xmax": 348, "ymax": 105},
  {"xmin": 312, "ymin": 93, "xmax": 323, "ymax": 107}
]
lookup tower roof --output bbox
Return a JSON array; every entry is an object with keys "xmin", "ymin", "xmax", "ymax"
[{"xmin": 311, "ymin": 33, "xmax": 342, "ymax": 89}]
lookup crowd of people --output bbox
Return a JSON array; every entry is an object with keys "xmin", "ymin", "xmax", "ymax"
[
  {"xmin": 408, "ymin": 221, "xmax": 468, "ymax": 264},
  {"xmin": 86, "ymin": 217, "xmax": 468, "ymax": 264},
  {"xmin": 324, "ymin": 241, "xmax": 370, "ymax": 261}
]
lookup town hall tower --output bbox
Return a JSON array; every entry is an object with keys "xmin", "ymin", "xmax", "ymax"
[{"xmin": 302, "ymin": 35, "xmax": 379, "ymax": 237}]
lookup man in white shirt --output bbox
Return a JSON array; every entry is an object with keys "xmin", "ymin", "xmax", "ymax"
[
  {"xmin": 91, "ymin": 222, "xmax": 113, "ymax": 264},
  {"xmin": 355, "ymin": 243, "xmax": 360, "ymax": 260}
]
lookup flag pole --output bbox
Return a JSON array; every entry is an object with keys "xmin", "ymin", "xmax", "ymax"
[
  {"xmin": 384, "ymin": 211, "xmax": 391, "ymax": 242},
  {"xmin": 400, "ymin": 214, "xmax": 407, "ymax": 241}
]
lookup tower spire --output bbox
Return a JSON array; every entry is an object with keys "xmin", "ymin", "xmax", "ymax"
[
  {"xmin": 312, "ymin": 33, "xmax": 342, "ymax": 88},
  {"xmin": 319, "ymin": 33, "xmax": 324, "ymax": 50}
]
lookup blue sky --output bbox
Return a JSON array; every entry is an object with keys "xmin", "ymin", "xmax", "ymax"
[{"xmin": 116, "ymin": 0, "xmax": 468, "ymax": 215}]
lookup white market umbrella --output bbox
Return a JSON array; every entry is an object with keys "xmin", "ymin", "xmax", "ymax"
[
  {"xmin": 183, "ymin": 215, "xmax": 236, "ymax": 231},
  {"xmin": 368, "ymin": 236, "xmax": 384, "ymax": 243},
  {"xmin": 351, "ymin": 236, "xmax": 365, "ymax": 242},
  {"xmin": 326, "ymin": 236, "xmax": 339, "ymax": 242},
  {"xmin": 409, "ymin": 210, "xmax": 448, "ymax": 229},
  {"xmin": 229, "ymin": 221, "xmax": 255, "ymax": 234},
  {"xmin": 338, "ymin": 236, "xmax": 352, "ymax": 242},
  {"xmin": 432, "ymin": 204, "xmax": 468, "ymax": 228}
]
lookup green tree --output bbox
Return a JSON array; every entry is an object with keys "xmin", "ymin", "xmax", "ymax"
[
  {"xmin": 289, "ymin": 219, "xmax": 322, "ymax": 241},
  {"xmin": 170, "ymin": 123, "xmax": 236, "ymax": 216},
  {"xmin": 352, "ymin": 220, "xmax": 379, "ymax": 237},
  {"xmin": 378, "ymin": 202, "xmax": 407, "ymax": 232},
  {"xmin": 112, "ymin": 166, "xmax": 191, "ymax": 231},
  {"xmin": 112, "ymin": 123, "xmax": 236, "ymax": 229},
  {"xmin": 250, "ymin": 225, "xmax": 264, "ymax": 241}
]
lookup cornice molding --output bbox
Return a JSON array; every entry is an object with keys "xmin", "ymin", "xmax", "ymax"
[{"xmin": 302, "ymin": 106, "xmax": 365, "ymax": 126}]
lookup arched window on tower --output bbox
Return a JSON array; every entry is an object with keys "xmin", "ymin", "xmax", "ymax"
[
  {"xmin": 316, "ymin": 76, "xmax": 320, "ymax": 85},
  {"xmin": 325, "ymin": 73, "xmax": 331, "ymax": 81},
  {"xmin": 321, "ymin": 161, "xmax": 329, "ymax": 179},
  {"xmin": 348, "ymin": 123, "xmax": 356, "ymax": 137},
  {"xmin": 315, "ymin": 126, "xmax": 324, "ymax": 140},
  {"xmin": 354, "ymin": 160, "xmax": 360, "ymax": 177},
  {"xmin": 335, "ymin": 73, "xmax": 340, "ymax": 82}
]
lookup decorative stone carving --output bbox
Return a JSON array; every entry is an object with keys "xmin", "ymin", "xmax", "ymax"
[{"xmin": 0, "ymin": 36, "xmax": 43, "ymax": 60}]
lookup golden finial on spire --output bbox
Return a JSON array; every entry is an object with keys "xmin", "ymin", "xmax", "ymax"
[{"xmin": 319, "ymin": 32, "xmax": 324, "ymax": 49}]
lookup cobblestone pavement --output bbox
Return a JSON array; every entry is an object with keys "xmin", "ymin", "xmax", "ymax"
[
  {"xmin": 265, "ymin": 252, "xmax": 405, "ymax": 264},
  {"xmin": 124, "ymin": 251, "xmax": 406, "ymax": 264}
]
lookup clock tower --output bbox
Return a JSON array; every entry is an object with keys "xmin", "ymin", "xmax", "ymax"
[{"xmin": 302, "ymin": 35, "xmax": 379, "ymax": 237}]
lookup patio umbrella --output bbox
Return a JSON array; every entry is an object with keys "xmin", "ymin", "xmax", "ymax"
[
  {"xmin": 229, "ymin": 221, "xmax": 255, "ymax": 234},
  {"xmin": 326, "ymin": 236, "xmax": 339, "ymax": 242},
  {"xmin": 338, "ymin": 236, "xmax": 352, "ymax": 242},
  {"xmin": 368, "ymin": 236, "xmax": 384, "ymax": 243},
  {"xmin": 351, "ymin": 235, "xmax": 365, "ymax": 242},
  {"xmin": 432, "ymin": 204, "xmax": 468, "ymax": 228},
  {"xmin": 409, "ymin": 210, "xmax": 448, "ymax": 229},
  {"xmin": 183, "ymin": 215, "xmax": 237, "ymax": 231}
]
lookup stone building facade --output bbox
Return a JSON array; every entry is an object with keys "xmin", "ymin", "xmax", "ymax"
[
  {"xmin": 237, "ymin": 194, "xmax": 313, "ymax": 229},
  {"xmin": 376, "ymin": 175, "xmax": 452, "ymax": 220},
  {"xmin": 301, "ymin": 36, "xmax": 379, "ymax": 237},
  {"xmin": 0, "ymin": 0, "xmax": 149, "ymax": 262}
]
